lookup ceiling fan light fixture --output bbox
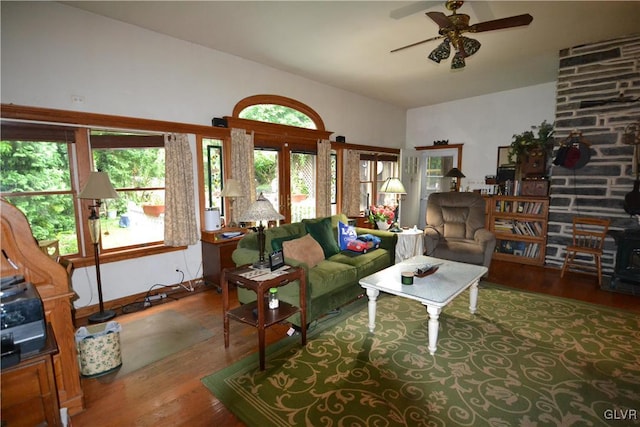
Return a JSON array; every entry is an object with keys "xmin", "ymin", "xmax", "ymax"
[
  {"xmin": 451, "ymin": 51, "xmax": 466, "ymax": 69},
  {"xmin": 391, "ymin": 1, "xmax": 533, "ymax": 71},
  {"xmin": 461, "ymin": 36, "xmax": 481, "ymax": 56},
  {"xmin": 428, "ymin": 39, "xmax": 450, "ymax": 63}
]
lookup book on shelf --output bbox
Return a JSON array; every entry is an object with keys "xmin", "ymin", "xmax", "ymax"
[
  {"xmin": 496, "ymin": 240, "xmax": 540, "ymax": 258},
  {"xmin": 494, "ymin": 199, "xmax": 544, "ymax": 216}
]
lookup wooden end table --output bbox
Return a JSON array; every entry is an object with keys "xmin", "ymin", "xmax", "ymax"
[
  {"xmin": 221, "ymin": 265, "xmax": 307, "ymax": 370},
  {"xmin": 201, "ymin": 227, "xmax": 248, "ymax": 291}
]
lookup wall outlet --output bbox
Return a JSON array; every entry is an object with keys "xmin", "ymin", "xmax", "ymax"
[{"xmin": 71, "ymin": 94, "xmax": 85, "ymax": 104}]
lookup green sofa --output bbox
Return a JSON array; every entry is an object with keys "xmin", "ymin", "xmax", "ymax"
[{"xmin": 231, "ymin": 214, "xmax": 397, "ymax": 327}]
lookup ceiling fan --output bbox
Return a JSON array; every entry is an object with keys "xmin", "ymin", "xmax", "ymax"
[{"xmin": 391, "ymin": 0, "xmax": 533, "ymax": 69}]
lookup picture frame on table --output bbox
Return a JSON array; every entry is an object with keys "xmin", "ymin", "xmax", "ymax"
[{"xmin": 269, "ymin": 250, "xmax": 285, "ymax": 271}]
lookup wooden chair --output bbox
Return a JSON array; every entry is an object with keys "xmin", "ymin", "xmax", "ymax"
[{"xmin": 560, "ymin": 217, "xmax": 610, "ymax": 286}]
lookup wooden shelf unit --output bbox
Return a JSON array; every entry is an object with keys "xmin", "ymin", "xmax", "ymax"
[{"xmin": 489, "ymin": 195, "xmax": 549, "ymax": 266}]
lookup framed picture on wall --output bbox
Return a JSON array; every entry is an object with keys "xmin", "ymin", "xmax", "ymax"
[{"xmin": 497, "ymin": 146, "xmax": 517, "ymax": 168}]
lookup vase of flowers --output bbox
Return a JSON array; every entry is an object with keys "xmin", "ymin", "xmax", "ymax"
[{"xmin": 368, "ymin": 205, "xmax": 395, "ymax": 231}]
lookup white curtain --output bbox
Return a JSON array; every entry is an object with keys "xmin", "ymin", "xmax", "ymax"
[
  {"xmin": 342, "ymin": 149, "xmax": 361, "ymax": 217},
  {"xmin": 316, "ymin": 139, "xmax": 332, "ymax": 217},
  {"xmin": 164, "ymin": 133, "xmax": 199, "ymax": 246},
  {"xmin": 230, "ymin": 128, "xmax": 255, "ymax": 218}
]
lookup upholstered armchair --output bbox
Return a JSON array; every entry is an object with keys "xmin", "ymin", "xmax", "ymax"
[{"xmin": 423, "ymin": 192, "xmax": 496, "ymax": 269}]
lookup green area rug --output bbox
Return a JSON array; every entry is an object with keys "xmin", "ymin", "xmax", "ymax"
[
  {"xmin": 202, "ymin": 284, "xmax": 640, "ymax": 426},
  {"xmin": 99, "ymin": 309, "xmax": 213, "ymax": 380}
]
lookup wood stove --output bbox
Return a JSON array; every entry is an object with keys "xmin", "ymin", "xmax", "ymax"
[{"xmin": 609, "ymin": 229, "xmax": 640, "ymax": 294}]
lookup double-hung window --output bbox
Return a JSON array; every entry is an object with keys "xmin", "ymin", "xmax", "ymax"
[
  {"xmin": 0, "ymin": 122, "xmax": 79, "ymax": 254},
  {"xmin": 89, "ymin": 129, "xmax": 166, "ymax": 250},
  {"xmin": 1, "ymin": 121, "xmax": 170, "ymax": 259},
  {"xmin": 359, "ymin": 153, "xmax": 399, "ymax": 212}
]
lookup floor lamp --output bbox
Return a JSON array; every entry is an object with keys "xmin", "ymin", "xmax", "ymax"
[
  {"xmin": 379, "ymin": 177, "xmax": 407, "ymax": 233},
  {"xmin": 79, "ymin": 171, "xmax": 119, "ymax": 323},
  {"xmin": 220, "ymin": 178, "xmax": 243, "ymax": 227},
  {"xmin": 237, "ymin": 193, "xmax": 284, "ymax": 269}
]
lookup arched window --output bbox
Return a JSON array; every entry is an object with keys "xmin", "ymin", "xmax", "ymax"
[
  {"xmin": 230, "ymin": 95, "xmax": 331, "ymax": 222},
  {"xmin": 232, "ymin": 95, "xmax": 325, "ymax": 131}
]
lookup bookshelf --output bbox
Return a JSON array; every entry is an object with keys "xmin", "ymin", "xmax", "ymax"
[{"xmin": 489, "ymin": 195, "xmax": 549, "ymax": 265}]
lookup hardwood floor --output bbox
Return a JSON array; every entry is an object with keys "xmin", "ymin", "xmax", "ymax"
[{"xmin": 71, "ymin": 260, "xmax": 639, "ymax": 427}]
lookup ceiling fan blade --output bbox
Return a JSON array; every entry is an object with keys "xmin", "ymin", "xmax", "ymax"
[
  {"xmin": 469, "ymin": 14, "xmax": 533, "ymax": 32},
  {"xmin": 389, "ymin": 1, "xmax": 439, "ymax": 20},
  {"xmin": 426, "ymin": 11, "xmax": 452, "ymax": 28},
  {"xmin": 390, "ymin": 35, "xmax": 444, "ymax": 53}
]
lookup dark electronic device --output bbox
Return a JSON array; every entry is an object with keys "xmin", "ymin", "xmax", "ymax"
[
  {"xmin": 1, "ymin": 275, "xmax": 25, "ymax": 290},
  {"xmin": 212, "ymin": 117, "xmax": 228, "ymax": 128},
  {"xmin": 269, "ymin": 250, "xmax": 285, "ymax": 271},
  {"xmin": 1, "ymin": 333, "xmax": 20, "ymax": 367},
  {"xmin": 496, "ymin": 166, "xmax": 516, "ymax": 183},
  {"xmin": 0, "ymin": 281, "xmax": 46, "ymax": 355}
]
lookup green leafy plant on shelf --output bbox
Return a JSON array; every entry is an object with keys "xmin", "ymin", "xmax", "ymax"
[{"xmin": 508, "ymin": 120, "xmax": 555, "ymax": 160}]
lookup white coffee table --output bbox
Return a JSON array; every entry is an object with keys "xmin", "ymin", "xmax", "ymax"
[{"xmin": 359, "ymin": 255, "xmax": 488, "ymax": 355}]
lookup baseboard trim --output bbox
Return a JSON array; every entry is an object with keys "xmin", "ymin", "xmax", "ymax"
[{"xmin": 74, "ymin": 278, "xmax": 212, "ymax": 325}]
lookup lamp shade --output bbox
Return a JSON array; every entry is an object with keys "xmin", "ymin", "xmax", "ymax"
[
  {"xmin": 220, "ymin": 178, "xmax": 243, "ymax": 197},
  {"xmin": 78, "ymin": 172, "xmax": 119, "ymax": 200},
  {"xmin": 379, "ymin": 177, "xmax": 407, "ymax": 194},
  {"xmin": 428, "ymin": 39, "xmax": 451, "ymax": 64},
  {"xmin": 237, "ymin": 193, "xmax": 284, "ymax": 223},
  {"xmin": 445, "ymin": 168, "xmax": 466, "ymax": 178}
]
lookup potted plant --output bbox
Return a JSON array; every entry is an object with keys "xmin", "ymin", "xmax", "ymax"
[
  {"xmin": 368, "ymin": 205, "xmax": 395, "ymax": 231},
  {"xmin": 509, "ymin": 120, "xmax": 554, "ymax": 159},
  {"xmin": 509, "ymin": 120, "xmax": 555, "ymax": 179},
  {"xmin": 142, "ymin": 192, "xmax": 165, "ymax": 217}
]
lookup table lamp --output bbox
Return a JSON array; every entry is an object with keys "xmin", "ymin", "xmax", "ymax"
[
  {"xmin": 445, "ymin": 167, "xmax": 465, "ymax": 192},
  {"xmin": 237, "ymin": 193, "xmax": 284, "ymax": 269},
  {"xmin": 78, "ymin": 171, "xmax": 119, "ymax": 323},
  {"xmin": 379, "ymin": 177, "xmax": 407, "ymax": 233},
  {"xmin": 220, "ymin": 178, "xmax": 243, "ymax": 227}
]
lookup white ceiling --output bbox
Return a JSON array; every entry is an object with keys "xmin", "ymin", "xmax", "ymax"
[{"xmin": 64, "ymin": 1, "xmax": 640, "ymax": 109}]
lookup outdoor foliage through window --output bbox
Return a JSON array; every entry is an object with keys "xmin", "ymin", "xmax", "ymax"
[
  {"xmin": 0, "ymin": 124, "xmax": 168, "ymax": 256},
  {"xmin": 92, "ymin": 132, "xmax": 166, "ymax": 250},
  {"xmin": 0, "ymin": 138, "xmax": 78, "ymax": 254},
  {"xmin": 240, "ymin": 104, "xmax": 316, "ymax": 129}
]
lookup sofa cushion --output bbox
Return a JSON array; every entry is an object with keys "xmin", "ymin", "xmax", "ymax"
[
  {"xmin": 329, "ymin": 249, "xmax": 392, "ymax": 279},
  {"xmin": 283, "ymin": 234, "xmax": 325, "ymax": 268},
  {"xmin": 441, "ymin": 206, "xmax": 470, "ymax": 239},
  {"xmin": 264, "ymin": 223, "xmax": 305, "ymax": 253},
  {"xmin": 308, "ymin": 260, "xmax": 358, "ymax": 298},
  {"xmin": 271, "ymin": 235, "xmax": 300, "ymax": 251},
  {"xmin": 303, "ymin": 217, "xmax": 340, "ymax": 258},
  {"xmin": 434, "ymin": 238, "xmax": 485, "ymax": 265}
]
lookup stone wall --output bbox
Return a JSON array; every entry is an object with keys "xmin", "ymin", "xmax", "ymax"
[{"xmin": 546, "ymin": 34, "xmax": 640, "ymax": 275}]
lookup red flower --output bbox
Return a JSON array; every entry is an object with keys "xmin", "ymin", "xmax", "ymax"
[{"xmin": 368, "ymin": 205, "xmax": 395, "ymax": 224}]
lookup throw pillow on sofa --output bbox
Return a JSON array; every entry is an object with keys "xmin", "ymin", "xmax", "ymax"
[
  {"xmin": 337, "ymin": 221, "xmax": 357, "ymax": 250},
  {"xmin": 282, "ymin": 234, "xmax": 325, "ymax": 268},
  {"xmin": 303, "ymin": 217, "xmax": 340, "ymax": 258},
  {"xmin": 271, "ymin": 235, "xmax": 300, "ymax": 251}
]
